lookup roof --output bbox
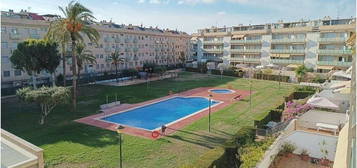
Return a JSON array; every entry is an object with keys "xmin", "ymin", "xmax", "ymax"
[
  {"xmin": 307, "ymin": 96, "xmax": 339, "ymax": 110},
  {"xmin": 317, "ymin": 89, "xmax": 349, "ymax": 101},
  {"xmin": 298, "ymin": 109, "xmax": 347, "ymax": 126},
  {"xmin": 332, "ymin": 71, "xmax": 351, "ymax": 79}
]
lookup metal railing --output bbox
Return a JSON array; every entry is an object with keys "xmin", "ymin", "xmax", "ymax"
[
  {"xmin": 318, "ymin": 49, "xmax": 352, "ymax": 55},
  {"xmin": 271, "ymin": 38, "xmax": 306, "ymax": 43},
  {"xmin": 230, "ymin": 39, "xmax": 262, "ymax": 44},
  {"xmin": 270, "ymin": 49, "xmax": 305, "ymax": 54},
  {"xmin": 317, "ymin": 61, "xmax": 352, "ymax": 67},
  {"xmin": 256, "ymin": 121, "xmax": 291, "ymax": 136},
  {"xmin": 230, "ymin": 49, "xmax": 261, "ymax": 53},
  {"xmin": 229, "ymin": 57, "xmax": 260, "ymax": 62},
  {"xmin": 203, "ymin": 40, "xmax": 224, "ymax": 44},
  {"xmin": 203, "ymin": 48, "xmax": 224, "ymax": 53},
  {"xmin": 318, "ymin": 37, "xmax": 347, "ymax": 43},
  {"xmin": 271, "ymin": 59, "xmax": 304, "ymax": 64}
]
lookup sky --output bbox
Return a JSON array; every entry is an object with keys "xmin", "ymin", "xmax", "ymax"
[{"xmin": 1, "ymin": 0, "xmax": 356, "ymax": 34}]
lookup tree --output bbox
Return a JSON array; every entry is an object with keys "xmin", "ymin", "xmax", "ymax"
[
  {"xmin": 58, "ymin": 1, "xmax": 100, "ymax": 110},
  {"xmin": 295, "ymin": 65, "xmax": 308, "ymax": 78},
  {"xmin": 10, "ymin": 39, "xmax": 60, "ymax": 89},
  {"xmin": 16, "ymin": 86, "xmax": 70, "ymax": 124},
  {"xmin": 109, "ymin": 50, "xmax": 125, "ymax": 82},
  {"xmin": 46, "ymin": 19, "xmax": 71, "ymax": 87},
  {"xmin": 179, "ymin": 51, "xmax": 186, "ymax": 67},
  {"xmin": 76, "ymin": 43, "xmax": 96, "ymax": 82},
  {"xmin": 38, "ymin": 40, "xmax": 61, "ymax": 86}
]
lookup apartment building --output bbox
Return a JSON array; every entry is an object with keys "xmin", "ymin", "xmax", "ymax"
[
  {"xmin": 1, "ymin": 9, "xmax": 191, "ymax": 88},
  {"xmin": 192, "ymin": 17, "xmax": 355, "ymax": 73}
]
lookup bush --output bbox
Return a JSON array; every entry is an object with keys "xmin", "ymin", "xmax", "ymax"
[
  {"xmin": 280, "ymin": 142, "xmax": 296, "ymax": 154},
  {"xmin": 254, "ymin": 107, "xmax": 283, "ymax": 128},
  {"xmin": 312, "ymin": 75, "xmax": 326, "ymax": 83},
  {"xmin": 121, "ymin": 68, "xmax": 138, "ymax": 77},
  {"xmin": 238, "ymin": 136, "xmax": 276, "ymax": 168}
]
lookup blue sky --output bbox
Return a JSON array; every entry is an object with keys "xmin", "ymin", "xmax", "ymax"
[{"xmin": 1, "ymin": 0, "xmax": 355, "ymax": 33}]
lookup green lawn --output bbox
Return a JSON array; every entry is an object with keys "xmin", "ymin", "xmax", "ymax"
[{"xmin": 2, "ymin": 72, "xmax": 295, "ymax": 168}]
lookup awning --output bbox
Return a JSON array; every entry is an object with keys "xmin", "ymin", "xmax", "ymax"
[
  {"xmin": 317, "ymin": 65, "xmax": 335, "ymax": 70},
  {"xmin": 287, "ymin": 64, "xmax": 300, "ymax": 68},
  {"xmin": 307, "ymin": 96, "xmax": 339, "ymax": 110},
  {"xmin": 191, "ymin": 37, "xmax": 198, "ymax": 40},
  {"xmin": 232, "ymin": 34, "xmax": 245, "ymax": 38},
  {"xmin": 278, "ymin": 54, "xmax": 290, "ymax": 58}
]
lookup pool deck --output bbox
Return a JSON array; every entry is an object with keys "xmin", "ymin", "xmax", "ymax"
[{"xmin": 75, "ymin": 87, "xmax": 251, "ymax": 139}]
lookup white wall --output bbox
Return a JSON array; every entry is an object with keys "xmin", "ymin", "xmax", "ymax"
[
  {"xmin": 305, "ymin": 32, "xmax": 320, "ymax": 70},
  {"xmin": 283, "ymin": 130, "xmax": 338, "ymax": 160}
]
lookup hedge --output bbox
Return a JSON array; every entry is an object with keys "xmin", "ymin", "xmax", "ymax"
[
  {"xmin": 211, "ymin": 69, "xmax": 244, "ymax": 77},
  {"xmin": 254, "ymin": 108, "xmax": 284, "ymax": 128},
  {"xmin": 254, "ymin": 73, "xmax": 290, "ymax": 82}
]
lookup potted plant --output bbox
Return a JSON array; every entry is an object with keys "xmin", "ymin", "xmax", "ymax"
[
  {"xmin": 319, "ymin": 140, "xmax": 330, "ymax": 167},
  {"xmin": 300, "ymin": 149, "xmax": 310, "ymax": 161},
  {"xmin": 280, "ymin": 142, "xmax": 296, "ymax": 158}
]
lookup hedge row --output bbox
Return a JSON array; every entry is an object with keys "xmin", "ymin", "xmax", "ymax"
[
  {"xmin": 253, "ymin": 73, "xmax": 290, "ymax": 82},
  {"xmin": 211, "ymin": 69, "xmax": 244, "ymax": 78},
  {"xmin": 254, "ymin": 105, "xmax": 284, "ymax": 128}
]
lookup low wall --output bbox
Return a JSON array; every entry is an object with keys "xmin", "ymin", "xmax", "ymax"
[
  {"xmin": 1, "ymin": 129, "xmax": 44, "ymax": 168},
  {"xmin": 256, "ymin": 119, "xmax": 297, "ymax": 168}
]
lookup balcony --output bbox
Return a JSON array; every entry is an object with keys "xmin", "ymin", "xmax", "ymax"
[
  {"xmin": 124, "ymin": 38, "xmax": 131, "ymax": 43},
  {"xmin": 104, "ymin": 47, "xmax": 112, "ymax": 53},
  {"xmin": 133, "ymin": 39, "xmax": 138, "ymax": 43},
  {"xmin": 271, "ymin": 38, "xmax": 305, "ymax": 44},
  {"xmin": 155, "ymin": 48, "xmax": 160, "ymax": 52},
  {"xmin": 9, "ymin": 33, "xmax": 21, "ymax": 40},
  {"xmin": 133, "ymin": 47, "xmax": 139, "ymax": 52},
  {"xmin": 203, "ymin": 48, "xmax": 224, "ymax": 53},
  {"xmin": 318, "ymin": 49, "xmax": 352, "ymax": 55},
  {"xmin": 201, "ymin": 56, "xmax": 222, "ymax": 61},
  {"xmin": 104, "ymin": 37, "xmax": 112, "ymax": 43},
  {"xmin": 318, "ymin": 37, "xmax": 347, "ymax": 43},
  {"xmin": 270, "ymin": 49, "xmax": 305, "ymax": 54},
  {"xmin": 317, "ymin": 61, "xmax": 352, "ymax": 67},
  {"xmin": 203, "ymin": 40, "xmax": 224, "ymax": 45},
  {"xmin": 125, "ymin": 48, "xmax": 131, "ymax": 52},
  {"xmin": 230, "ymin": 39, "xmax": 262, "ymax": 44},
  {"xmin": 29, "ymin": 34, "xmax": 41, "ymax": 39},
  {"xmin": 229, "ymin": 57, "xmax": 260, "ymax": 63},
  {"xmin": 114, "ymin": 38, "xmax": 121, "ymax": 43},
  {"xmin": 230, "ymin": 49, "xmax": 261, "ymax": 53},
  {"xmin": 271, "ymin": 59, "xmax": 304, "ymax": 64}
]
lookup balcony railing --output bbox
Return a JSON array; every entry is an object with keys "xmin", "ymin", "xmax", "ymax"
[
  {"xmin": 270, "ymin": 49, "xmax": 305, "ymax": 54},
  {"xmin": 201, "ymin": 56, "xmax": 223, "ymax": 61},
  {"xmin": 133, "ymin": 47, "xmax": 139, "ymax": 52},
  {"xmin": 271, "ymin": 38, "xmax": 305, "ymax": 43},
  {"xmin": 229, "ymin": 57, "xmax": 260, "ymax": 62},
  {"xmin": 317, "ymin": 61, "xmax": 352, "ymax": 67},
  {"xmin": 115, "ymin": 38, "xmax": 121, "ymax": 43},
  {"xmin": 133, "ymin": 39, "xmax": 138, "ymax": 43},
  {"xmin": 125, "ymin": 48, "xmax": 131, "ymax": 52},
  {"xmin": 318, "ymin": 49, "xmax": 352, "ymax": 55},
  {"xmin": 318, "ymin": 37, "xmax": 347, "ymax": 43},
  {"xmin": 9, "ymin": 33, "xmax": 21, "ymax": 40},
  {"xmin": 271, "ymin": 59, "xmax": 304, "ymax": 64},
  {"xmin": 104, "ymin": 37, "xmax": 112, "ymax": 43},
  {"xmin": 124, "ymin": 39, "xmax": 131, "ymax": 43},
  {"xmin": 203, "ymin": 40, "xmax": 224, "ymax": 44},
  {"xmin": 104, "ymin": 48, "xmax": 112, "ymax": 52},
  {"xmin": 203, "ymin": 48, "xmax": 224, "ymax": 53},
  {"xmin": 230, "ymin": 39, "xmax": 262, "ymax": 44},
  {"xmin": 230, "ymin": 49, "xmax": 261, "ymax": 53},
  {"xmin": 29, "ymin": 34, "xmax": 41, "ymax": 39}
]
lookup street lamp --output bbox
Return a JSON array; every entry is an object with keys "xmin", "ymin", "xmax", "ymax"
[
  {"xmin": 116, "ymin": 125, "xmax": 125, "ymax": 168},
  {"xmin": 208, "ymin": 94, "xmax": 213, "ymax": 132}
]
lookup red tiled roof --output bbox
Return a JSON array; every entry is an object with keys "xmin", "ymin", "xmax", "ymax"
[{"xmin": 29, "ymin": 13, "xmax": 44, "ymax": 20}]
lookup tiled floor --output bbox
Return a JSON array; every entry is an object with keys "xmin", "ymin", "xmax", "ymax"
[
  {"xmin": 75, "ymin": 87, "xmax": 250, "ymax": 139},
  {"xmin": 270, "ymin": 154, "xmax": 332, "ymax": 168}
]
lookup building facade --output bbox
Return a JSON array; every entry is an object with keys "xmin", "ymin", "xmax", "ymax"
[
  {"xmin": 1, "ymin": 10, "xmax": 191, "ymax": 88},
  {"xmin": 191, "ymin": 17, "xmax": 355, "ymax": 72}
]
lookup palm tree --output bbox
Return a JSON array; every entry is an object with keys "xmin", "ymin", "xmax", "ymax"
[
  {"xmin": 46, "ymin": 20, "xmax": 71, "ymax": 86},
  {"xmin": 109, "ymin": 50, "xmax": 124, "ymax": 82},
  {"xmin": 76, "ymin": 43, "xmax": 96, "ymax": 82},
  {"xmin": 58, "ymin": 1, "xmax": 100, "ymax": 110}
]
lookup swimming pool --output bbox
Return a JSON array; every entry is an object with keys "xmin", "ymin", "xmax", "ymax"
[
  {"xmin": 210, "ymin": 89, "xmax": 235, "ymax": 94},
  {"xmin": 101, "ymin": 97, "xmax": 219, "ymax": 130}
]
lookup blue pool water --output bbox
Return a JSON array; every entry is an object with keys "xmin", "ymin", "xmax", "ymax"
[
  {"xmin": 102, "ymin": 97, "xmax": 219, "ymax": 130},
  {"xmin": 210, "ymin": 89, "xmax": 234, "ymax": 94}
]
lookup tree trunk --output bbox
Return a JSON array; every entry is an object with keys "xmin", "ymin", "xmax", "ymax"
[
  {"xmin": 52, "ymin": 72, "xmax": 56, "ymax": 86},
  {"xmin": 115, "ymin": 63, "xmax": 118, "ymax": 83},
  {"xmin": 61, "ymin": 43, "xmax": 67, "ymax": 87},
  {"xmin": 71, "ymin": 33, "xmax": 77, "ymax": 111},
  {"xmin": 32, "ymin": 72, "xmax": 37, "ymax": 89}
]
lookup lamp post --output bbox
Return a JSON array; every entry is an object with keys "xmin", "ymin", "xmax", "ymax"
[
  {"xmin": 208, "ymin": 94, "xmax": 212, "ymax": 132},
  {"xmin": 116, "ymin": 125, "xmax": 125, "ymax": 168}
]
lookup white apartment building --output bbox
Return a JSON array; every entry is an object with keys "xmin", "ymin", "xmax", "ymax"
[
  {"xmin": 1, "ymin": 10, "xmax": 191, "ymax": 88},
  {"xmin": 191, "ymin": 17, "xmax": 355, "ymax": 73}
]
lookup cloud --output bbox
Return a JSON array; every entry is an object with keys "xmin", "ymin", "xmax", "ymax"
[
  {"xmin": 138, "ymin": 0, "xmax": 145, "ymax": 3},
  {"xmin": 217, "ymin": 11, "xmax": 226, "ymax": 15}
]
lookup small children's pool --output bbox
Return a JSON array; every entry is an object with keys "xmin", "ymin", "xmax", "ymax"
[
  {"xmin": 101, "ymin": 97, "xmax": 219, "ymax": 130},
  {"xmin": 210, "ymin": 89, "xmax": 235, "ymax": 94}
]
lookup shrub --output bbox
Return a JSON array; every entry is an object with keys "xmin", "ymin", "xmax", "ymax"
[
  {"xmin": 121, "ymin": 68, "xmax": 138, "ymax": 77},
  {"xmin": 312, "ymin": 75, "xmax": 326, "ymax": 83},
  {"xmin": 238, "ymin": 136, "xmax": 276, "ymax": 168},
  {"xmin": 279, "ymin": 142, "xmax": 296, "ymax": 154}
]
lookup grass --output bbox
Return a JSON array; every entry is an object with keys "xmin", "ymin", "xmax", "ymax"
[{"xmin": 2, "ymin": 72, "xmax": 295, "ymax": 168}]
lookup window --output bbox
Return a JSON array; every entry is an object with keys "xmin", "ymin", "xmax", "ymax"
[
  {"xmin": 3, "ymin": 71, "xmax": 10, "ymax": 77},
  {"xmin": 101, "ymin": 64, "xmax": 104, "ymax": 68},
  {"xmin": 10, "ymin": 28, "xmax": 18, "ymax": 34},
  {"xmin": 1, "ymin": 26, "xmax": 6, "ymax": 33},
  {"xmin": 96, "ymin": 64, "xmax": 99, "ymax": 69},
  {"xmin": 2, "ymin": 42, "xmax": 8, "ymax": 48},
  {"xmin": 2, "ymin": 56, "xmax": 9, "ymax": 63},
  {"xmin": 100, "ymin": 54, "xmax": 104, "ymax": 58},
  {"xmin": 14, "ymin": 70, "xmax": 22, "ymax": 76}
]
